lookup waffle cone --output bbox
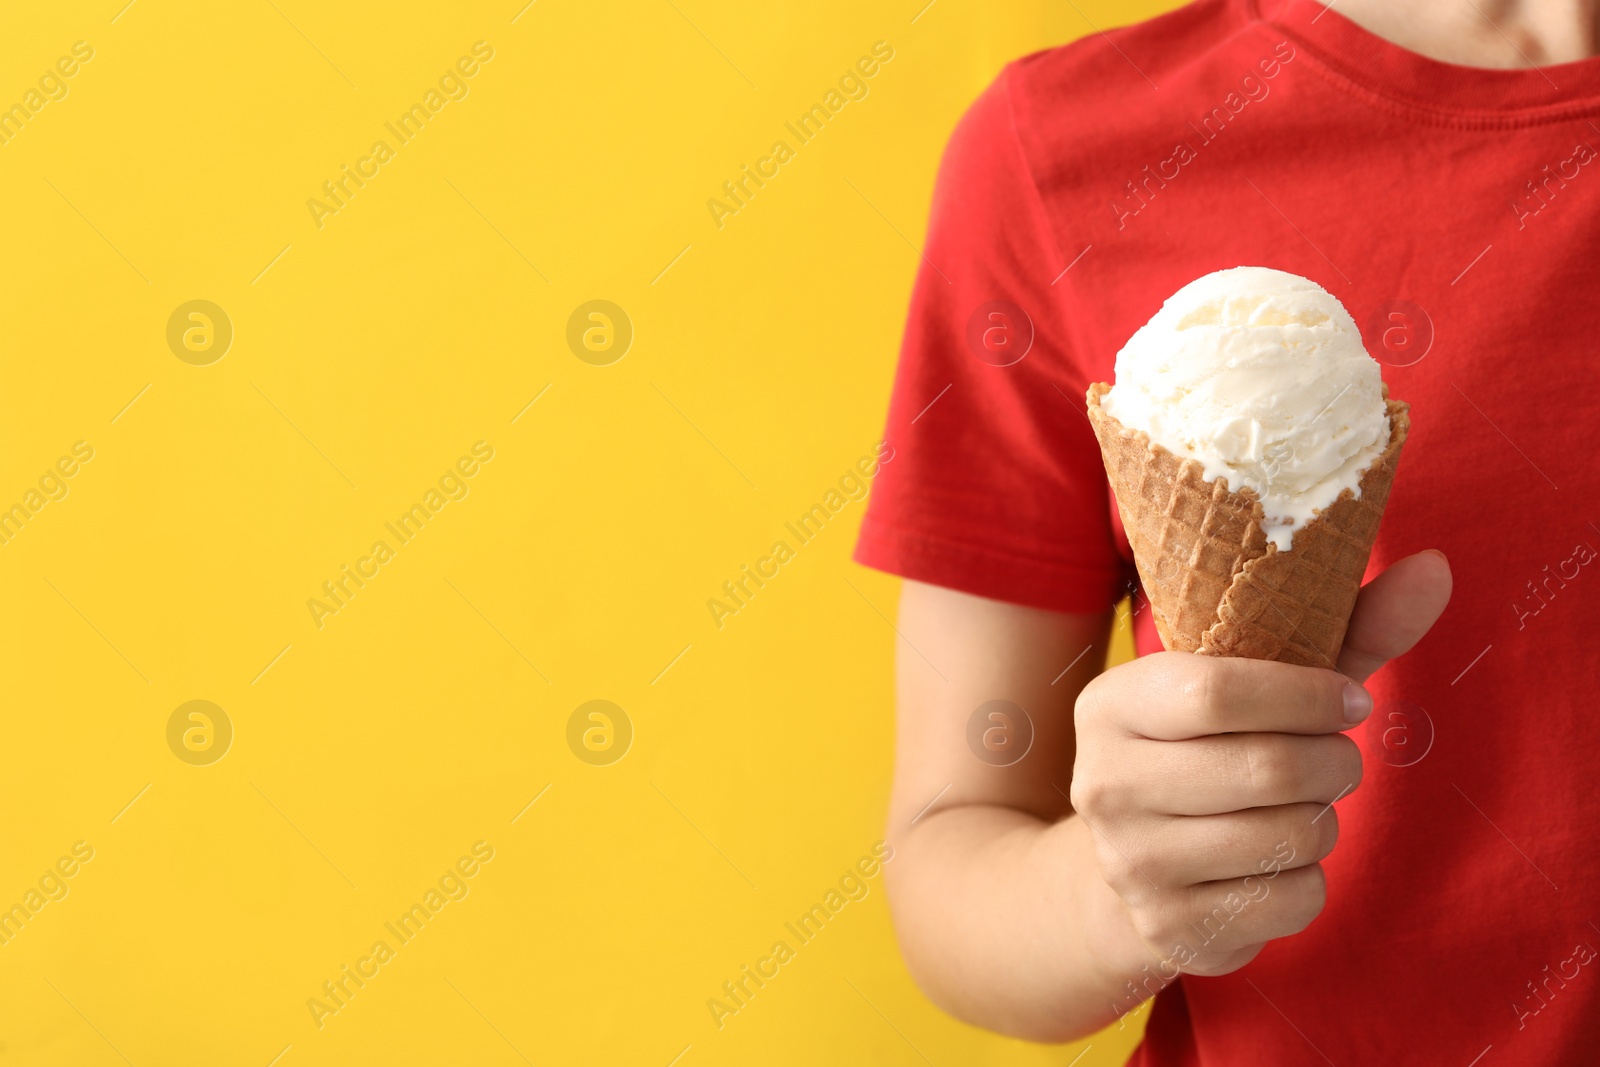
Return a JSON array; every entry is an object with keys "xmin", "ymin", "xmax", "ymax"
[{"xmin": 1086, "ymin": 383, "xmax": 1409, "ymax": 668}]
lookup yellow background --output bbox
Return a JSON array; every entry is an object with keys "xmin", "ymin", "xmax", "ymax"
[{"xmin": 0, "ymin": 1, "xmax": 1176, "ymax": 1063}]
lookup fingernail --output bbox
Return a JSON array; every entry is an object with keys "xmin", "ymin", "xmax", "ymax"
[{"xmin": 1343, "ymin": 683, "xmax": 1373, "ymax": 724}]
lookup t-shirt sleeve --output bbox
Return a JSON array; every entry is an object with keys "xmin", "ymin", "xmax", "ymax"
[{"xmin": 853, "ymin": 65, "xmax": 1132, "ymax": 614}]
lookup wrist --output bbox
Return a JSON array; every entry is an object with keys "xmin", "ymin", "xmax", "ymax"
[{"xmin": 1063, "ymin": 817, "xmax": 1173, "ymax": 1023}]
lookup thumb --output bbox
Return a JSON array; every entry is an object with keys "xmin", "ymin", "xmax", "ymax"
[{"xmin": 1337, "ymin": 549, "xmax": 1453, "ymax": 683}]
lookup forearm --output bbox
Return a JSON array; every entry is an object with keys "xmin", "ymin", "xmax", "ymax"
[{"xmin": 886, "ymin": 803, "xmax": 1158, "ymax": 1043}]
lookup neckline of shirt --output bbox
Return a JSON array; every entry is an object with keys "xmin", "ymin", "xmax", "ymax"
[{"xmin": 1244, "ymin": 0, "xmax": 1600, "ymax": 124}]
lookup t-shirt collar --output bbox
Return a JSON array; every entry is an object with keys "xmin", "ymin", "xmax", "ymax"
[{"xmin": 1249, "ymin": 0, "xmax": 1600, "ymax": 122}]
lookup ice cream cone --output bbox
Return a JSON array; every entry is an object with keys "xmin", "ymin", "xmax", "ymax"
[{"xmin": 1086, "ymin": 381, "xmax": 1409, "ymax": 668}]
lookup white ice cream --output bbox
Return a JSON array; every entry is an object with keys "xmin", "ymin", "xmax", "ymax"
[{"xmin": 1101, "ymin": 267, "xmax": 1390, "ymax": 552}]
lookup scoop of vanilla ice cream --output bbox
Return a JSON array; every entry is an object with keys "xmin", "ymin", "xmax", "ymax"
[{"xmin": 1101, "ymin": 267, "xmax": 1390, "ymax": 552}]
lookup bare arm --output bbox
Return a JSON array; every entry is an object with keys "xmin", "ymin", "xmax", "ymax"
[
  {"xmin": 884, "ymin": 581, "xmax": 1144, "ymax": 1040},
  {"xmin": 885, "ymin": 552, "xmax": 1452, "ymax": 1042}
]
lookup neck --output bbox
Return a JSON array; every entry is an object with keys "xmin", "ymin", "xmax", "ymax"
[{"xmin": 1328, "ymin": 0, "xmax": 1600, "ymax": 66}]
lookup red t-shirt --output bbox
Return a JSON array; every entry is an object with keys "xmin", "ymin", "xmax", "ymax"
[{"xmin": 855, "ymin": 0, "xmax": 1600, "ymax": 1062}]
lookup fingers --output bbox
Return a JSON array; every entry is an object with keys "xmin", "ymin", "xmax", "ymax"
[
  {"xmin": 1100, "ymin": 732, "xmax": 1362, "ymax": 816},
  {"xmin": 1066, "ymin": 604, "xmax": 1422, "ymax": 977},
  {"xmin": 1107, "ymin": 804, "xmax": 1335, "ymax": 887},
  {"xmin": 1079, "ymin": 651, "xmax": 1367, "ymax": 741},
  {"xmin": 1338, "ymin": 549, "xmax": 1453, "ymax": 682},
  {"xmin": 1122, "ymin": 865, "xmax": 1328, "ymax": 969}
]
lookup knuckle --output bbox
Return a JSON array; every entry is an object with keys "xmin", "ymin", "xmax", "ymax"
[
  {"xmin": 1090, "ymin": 827, "xmax": 1157, "ymax": 897},
  {"xmin": 1068, "ymin": 774, "xmax": 1106, "ymax": 816},
  {"xmin": 1307, "ymin": 668, "xmax": 1345, "ymax": 720},
  {"xmin": 1127, "ymin": 898, "xmax": 1179, "ymax": 949},
  {"xmin": 1069, "ymin": 745, "xmax": 1140, "ymax": 820},
  {"xmin": 1073, "ymin": 676, "xmax": 1104, "ymax": 728},
  {"xmin": 1169, "ymin": 655, "xmax": 1233, "ymax": 733},
  {"xmin": 1191, "ymin": 658, "xmax": 1232, "ymax": 729},
  {"xmin": 1242, "ymin": 738, "xmax": 1293, "ymax": 801},
  {"xmin": 1099, "ymin": 851, "xmax": 1144, "ymax": 897}
]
